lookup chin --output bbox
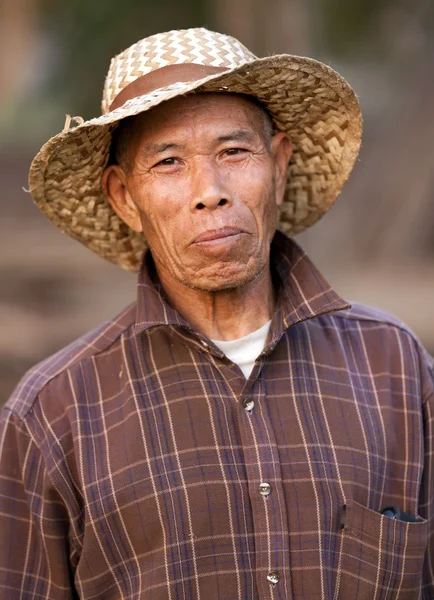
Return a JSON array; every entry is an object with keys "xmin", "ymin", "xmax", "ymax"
[{"xmin": 180, "ymin": 261, "xmax": 265, "ymax": 292}]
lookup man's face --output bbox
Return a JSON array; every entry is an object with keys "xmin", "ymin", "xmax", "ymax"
[{"xmin": 104, "ymin": 93, "xmax": 292, "ymax": 291}]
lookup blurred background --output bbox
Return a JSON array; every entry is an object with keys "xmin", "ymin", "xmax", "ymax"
[{"xmin": 1, "ymin": 0, "xmax": 433, "ymax": 401}]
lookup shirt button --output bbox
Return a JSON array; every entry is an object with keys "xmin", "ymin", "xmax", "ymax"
[
  {"xmin": 267, "ymin": 572, "xmax": 280, "ymax": 585},
  {"xmin": 259, "ymin": 482, "xmax": 271, "ymax": 496},
  {"xmin": 243, "ymin": 397, "xmax": 255, "ymax": 412}
]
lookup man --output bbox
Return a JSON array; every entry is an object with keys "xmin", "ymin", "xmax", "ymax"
[{"xmin": 1, "ymin": 27, "xmax": 433, "ymax": 600}]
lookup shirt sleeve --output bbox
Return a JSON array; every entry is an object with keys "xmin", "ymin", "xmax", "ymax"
[
  {"xmin": 419, "ymin": 348, "xmax": 434, "ymax": 597},
  {"xmin": 0, "ymin": 408, "xmax": 77, "ymax": 599}
]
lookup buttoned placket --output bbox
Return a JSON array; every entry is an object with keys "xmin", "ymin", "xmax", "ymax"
[
  {"xmin": 189, "ymin": 327, "xmax": 293, "ymax": 598},
  {"xmin": 238, "ymin": 361, "xmax": 292, "ymax": 599}
]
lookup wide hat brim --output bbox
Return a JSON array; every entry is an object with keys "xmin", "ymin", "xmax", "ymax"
[{"xmin": 29, "ymin": 54, "xmax": 362, "ymax": 271}]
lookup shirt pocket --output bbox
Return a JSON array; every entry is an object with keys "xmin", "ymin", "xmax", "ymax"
[{"xmin": 336, "ymin": 499, "xmax": 427, "ymax": 600}]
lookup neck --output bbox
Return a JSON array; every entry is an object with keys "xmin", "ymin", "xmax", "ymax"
[{"xmin": 156, "ymin": 263, "xmax": 275, "ymax": 341}]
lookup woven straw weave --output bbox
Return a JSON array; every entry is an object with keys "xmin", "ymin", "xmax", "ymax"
[
  {"xmin": 28, "ymin": 28, "xmax": 362, "ymax": 271},
  {"xmin": 102, "ymin": 29, "xmax": 255, "ymax": 113}
]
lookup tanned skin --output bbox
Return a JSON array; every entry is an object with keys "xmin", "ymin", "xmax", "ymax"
[{"xmin": 102, "ymin": 93, "xmax": 292, "ymax": 341}]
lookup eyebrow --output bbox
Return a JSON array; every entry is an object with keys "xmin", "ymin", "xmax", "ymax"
[
  {"xmin": 141, "ymin": 142, "xmax": 183, "ymax": 157},
  {"xmin": 141, "ymin": 129, "xmax": 257, "ymax": 158},
  {"xmin": 217, "ymin": 129, "xmax": 256, "ymax": 144}
]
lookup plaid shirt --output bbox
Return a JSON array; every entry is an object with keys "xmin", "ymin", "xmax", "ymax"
[{"xmin": 1, "ymin": 232, "xmax": 434, "ymax": 600}]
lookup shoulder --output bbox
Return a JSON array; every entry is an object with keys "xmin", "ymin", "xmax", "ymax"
[
  {"xmin": 327, "ymin": 301, "xmax": 434, "ymax": 394},
  {"xmin": 4, "ymin": 302, "xmax": 137, "ymax": 420},
  {"xmin": 332, "ymin": 301, "xmax": 410, "ymax": 330},
  {"xmin": 329, "ymin": 301, "xmax": 429, "ymax": 349}
]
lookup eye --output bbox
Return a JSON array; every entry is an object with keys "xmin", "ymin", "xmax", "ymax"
[
  {"xmin": 154, "ymin": 157, "xmax": 178, "ymax": 167},
  {"xmin": 224, "ymin": 148, "xmax": 247, "ymax": 156}
]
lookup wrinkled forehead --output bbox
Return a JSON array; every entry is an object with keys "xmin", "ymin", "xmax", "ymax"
[
  {"xmin": 109, "ymin": 92, "xmax": 273, "ymax": 167},
  {"xmin": 135, "ymin": 92, "xmax": 269, "ymax": 136}
]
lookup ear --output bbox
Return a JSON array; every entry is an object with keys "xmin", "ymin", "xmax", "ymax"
[
  {"xmin": 270, "ymin": 132, "xmax": 292, "ymax": 206},
  {"xmin": 101, "ymin": 165, "xmax": 143, "ymax": 232}
]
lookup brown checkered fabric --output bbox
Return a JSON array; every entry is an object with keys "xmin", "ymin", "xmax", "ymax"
[{"xmin": 1, "ymin": 233, "xmax": 433, "ymax": 599}]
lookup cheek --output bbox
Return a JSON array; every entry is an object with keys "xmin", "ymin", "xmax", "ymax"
[
  {"xmin": 230, "ymin": 156, "xmax": 273, "ymax": 192},
  {"xmin": 230, "ymin": 167, "xmax": 276, "ymax": 221},
  {"xmin": 133, "ymin": 182, "xmax": 189, "ymax": 257},
  {"xmin": 249, "ymin": 181, "xmax": 279, "ymax": 244}
]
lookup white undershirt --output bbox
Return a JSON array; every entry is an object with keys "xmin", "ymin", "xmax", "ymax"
[{"xmin": 211, "ymin": 320, "xmax": 271, "ymax": 378}]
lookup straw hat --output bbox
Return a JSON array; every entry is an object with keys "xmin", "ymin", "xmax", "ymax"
[{"xmin": 29, "ymin": 27, "xmax": 362, "ymax": 272}]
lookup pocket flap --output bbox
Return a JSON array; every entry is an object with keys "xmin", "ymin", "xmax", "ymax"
[{"xmin": 343, "ymin": 499, "xmax": 428, "ymax": 551}]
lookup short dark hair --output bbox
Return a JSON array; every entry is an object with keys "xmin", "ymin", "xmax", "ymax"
[{"xmin": 109, "ymin": 93, "xmax": 274, "ymax": 172}]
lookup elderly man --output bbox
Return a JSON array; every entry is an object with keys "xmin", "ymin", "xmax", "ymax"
[{"xmin": 1, "ymin": 28, "xmax": 433, "ymax": 600}]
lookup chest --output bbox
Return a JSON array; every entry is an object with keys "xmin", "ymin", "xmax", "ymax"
[{"xmin": 72, "ymin": 325, "xmax": 425, "ymax": 599}]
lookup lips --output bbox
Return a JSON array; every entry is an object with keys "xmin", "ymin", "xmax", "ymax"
[{"xmin": 193, "ymin": 227, "xmax": 244, "ymax": 244}]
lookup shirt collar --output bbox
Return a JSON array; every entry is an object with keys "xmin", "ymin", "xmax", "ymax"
[
  {"xmin": 269, "ymin": 231, "xmax": 350, "ymax": 336},
  {"xmin": 134, "ymin": 231, "xmax": 350, "ymax": 340}
]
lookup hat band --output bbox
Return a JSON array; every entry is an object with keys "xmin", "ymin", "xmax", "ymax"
[{"xmin": 109, "ymin": 63, "xmax": 228, "ymax": 112}]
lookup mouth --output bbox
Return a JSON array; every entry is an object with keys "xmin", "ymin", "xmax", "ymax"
[{"xmin": 193, "ymin": 227, "xmax": 245, "ymax": 245}]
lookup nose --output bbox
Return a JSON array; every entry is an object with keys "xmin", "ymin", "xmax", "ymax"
[{"xmin": 189, "ymin": 159, "xmax": 232, "ymax": 212}]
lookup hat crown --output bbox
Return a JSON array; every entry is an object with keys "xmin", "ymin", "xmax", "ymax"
[{"xmin": 102, "ymin": 28, "xmax": 256, "ymax": 114}]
